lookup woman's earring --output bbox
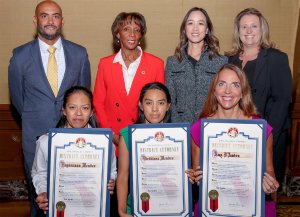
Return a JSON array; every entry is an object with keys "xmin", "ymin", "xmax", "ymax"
[
  {"xmin": 138, "ymin": 41, "xmax": 141, "ymax": 45},
  {"xmin": 117, "ymin": 39, "xmax": 120, "ymax": 44}
]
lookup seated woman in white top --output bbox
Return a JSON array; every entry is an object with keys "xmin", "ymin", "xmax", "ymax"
[{"xmin": 31, "ymin": 86, "xmax": 117, "ymax": 213}]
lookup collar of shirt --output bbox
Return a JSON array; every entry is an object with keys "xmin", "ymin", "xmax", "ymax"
[
  {"xmin": 113, "ymin": 46, "xmax": 143, "ymax": 95},
  {"xmin": 38, "ymin": 37, "xmax": 63, "ymax": 54},
  {"xmin": 113, "ymin": 46, "xmax": 143, "ymax": 67},
  {"xmin": 38, "ymin": 37, "xmax": 66, "ymax": 91}
]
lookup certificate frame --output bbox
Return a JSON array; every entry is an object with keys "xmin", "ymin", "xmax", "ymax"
[
  {"xmin": 47, "ymin": 128, "xmax": 112, "ymax": 217},
  {"xmin": 129, "ymin": 123, "xmax": 192, "ymax": 217},
  {"xmin": 199, "ymin": 119, "xmax": 266, "ymax": 217}
]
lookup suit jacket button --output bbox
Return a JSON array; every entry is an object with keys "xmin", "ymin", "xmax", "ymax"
[
  {"xmin": 131, "ymin": 118, "xmax": 135, "ymax": 123},
  {"xmin": 117, "ymin": 118, "xmax": 121, "ymax": 122},
  {"xmin": 116, "ymin": 102, "xmax": 119, "ymax": 107}
]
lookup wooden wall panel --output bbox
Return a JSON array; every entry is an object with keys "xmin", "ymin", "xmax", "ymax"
[
  {"xmin": 0, "ymin": 105, "xmax": 24, "ymax": 180},
  {"xmin": 288, "ymin": 6, "xmax": 300, "ymax": 177},
  {"xmin": 0, "ymin": 201, "xmax": 30, "ymax": 217},
  {"xmin": 290, "ymin": 115, "xmax": 300, "ymax": 176}
]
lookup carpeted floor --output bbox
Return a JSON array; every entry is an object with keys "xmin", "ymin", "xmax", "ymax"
[
  {"xmin": 0, "ymin": 180, "xmax": 28, "ymax": 201},
  {"xmin": 277, "ymin": 203, "xmax": 300, "ymax": 217},
  {"xmin": 276, "ymin": 181, "xmax": 300, "ymax": 217}
]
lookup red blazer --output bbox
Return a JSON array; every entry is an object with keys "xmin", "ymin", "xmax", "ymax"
[{"xmin": 93, "ymin": 51, "xmax": 165, "ymax": 135}]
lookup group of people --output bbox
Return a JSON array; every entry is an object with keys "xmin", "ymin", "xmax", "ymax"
[{"xmin": 8, "ymin": 0, "xmax": 292, "ymax": 217}]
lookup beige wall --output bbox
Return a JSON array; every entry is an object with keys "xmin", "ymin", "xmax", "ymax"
[{"xmin": 1, "ymin": 0, "xmax": 299, "ymax": 104}]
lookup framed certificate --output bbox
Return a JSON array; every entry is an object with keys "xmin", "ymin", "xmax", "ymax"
[
  {"xmin": 47, "ymin": 128, "xmax": 112, "ymax": 217},
  {"xmin": 199, "ymin": 119, "xmax": 266, "ymax": 217},
  {"xmin": 129, "ymin": 123, "xmax": 192, "ymax": 217}
]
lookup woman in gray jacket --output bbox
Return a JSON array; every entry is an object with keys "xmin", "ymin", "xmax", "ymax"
[{"xmin": 165, "ymin": 7, "xmax": 227, "ymax": 123}]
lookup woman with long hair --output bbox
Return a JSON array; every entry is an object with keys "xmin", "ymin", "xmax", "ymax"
[
  {"xmin": 165, "ymin": 7, "xmax": 227, "ymax": 123},
  {"xmin": 31, "ymin": 86, "xmax": 117, "ymax": 213},
  {"xmin": 187, "ymin": 64, "xmax": 279, "ymax": 216},
  {"xmin": 226, "ymin": 8, "xmax": 292, "ymax": 187},
  {"xmin": 117, "ymin": 82, "xmax": 171, "ymax": 216}
]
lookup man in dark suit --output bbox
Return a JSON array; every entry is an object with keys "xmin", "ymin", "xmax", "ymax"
[{"xmin": 8, "ymin": 1, "xmax": 91, "ymax": 216}]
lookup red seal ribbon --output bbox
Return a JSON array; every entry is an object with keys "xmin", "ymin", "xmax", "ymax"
[
  {"xmin": 140, "ymin": 192, "xmax": 150, "ymax": 213},
  {"xmin": 209, "ymin": 190, "xmax": 219, "ymax": 212},
  {"xmin": 56, "ymin": 201, "xmax": 66, "ymax": 217}
]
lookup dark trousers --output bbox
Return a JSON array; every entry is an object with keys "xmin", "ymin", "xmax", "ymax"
[
  {"xmin": 110, "ymin": 157, "xmax": 120, "ymax": 217},
  {"xmin": 273, "ymin": 130, "xmax": 288, "ymax": 186},
  {"xmin": 110, "ymin": 188, "xmax": 120, "ymax": 217},
  {"xmin": 23, "ymin": 151, "xmax": 45, "ymax": 217}
]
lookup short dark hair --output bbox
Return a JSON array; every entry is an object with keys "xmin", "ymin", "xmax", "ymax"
[
  {"xmin": 136, "ymin": 82, "xmax": 171, "ymax": 124},
  {"xmin": 111, "ymin": 12, "xmax": 147, "ymax": 52},
  {"xmin": 56, "ymin": 86, "xmax": 99, "ymax": 128}
]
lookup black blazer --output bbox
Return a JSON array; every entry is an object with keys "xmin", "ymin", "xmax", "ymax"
[{"xmin": 228, "ymin": 48, "xmax": 292, "ymax": 140}]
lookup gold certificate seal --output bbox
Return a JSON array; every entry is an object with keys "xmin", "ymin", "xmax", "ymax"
[
  {"xmin": 140, "ymin": 192, "xmax": 150, "ymax": 202},
  {"xmin": 56, "ymin": 201, "xmax": 66, "ymax": 211},
  {"xmin": 208, "ymin": 190, "xmax": 219, "ymax": 200}
]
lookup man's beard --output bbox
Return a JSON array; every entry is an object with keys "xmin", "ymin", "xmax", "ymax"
[{"xmin": 37, "ymin": 25, "xmax": 61, "ymax": 41}]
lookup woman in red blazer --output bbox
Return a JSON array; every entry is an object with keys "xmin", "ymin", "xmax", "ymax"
[{"xmin": 93, "ymin": 12, "xmax": 164, "ymax": 155}]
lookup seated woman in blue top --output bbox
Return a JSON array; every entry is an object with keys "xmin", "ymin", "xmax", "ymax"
[
  {"xmin": 31, "ymin": 86, "xmax": 117, "ymax": 213},
  {"xmin": 185, "ymin": 64, "xmax": 279, "ymax": 216},
  {"xmin": 116, "ymin": 82, "xmax": 171, "ymax": 217}
]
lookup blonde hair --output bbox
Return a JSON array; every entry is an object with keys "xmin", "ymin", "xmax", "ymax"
[{"xmin": 226, "ymin": 8, "xmax": 274, "ymax": 56}]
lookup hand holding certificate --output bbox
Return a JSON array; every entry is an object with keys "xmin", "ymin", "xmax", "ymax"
[
  {"xmin": 199, "ymin": 119, "xmax": 266, "ymax": 217},
  {"xmin": 129, "ymin": 123, "xmax": 192, "ymax": 217},
  {"xmin": 47, "ymin": 128, "xmax": 113, "ymax": 217},
  {"xmin": 188, "ymin": 64, "xmax": 279, "ymax": 217}
]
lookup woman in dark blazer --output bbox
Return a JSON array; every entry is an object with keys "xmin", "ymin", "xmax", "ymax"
[{"xmin": 226, "ymin": 8, "xmax": 292, "ymax": 187}]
